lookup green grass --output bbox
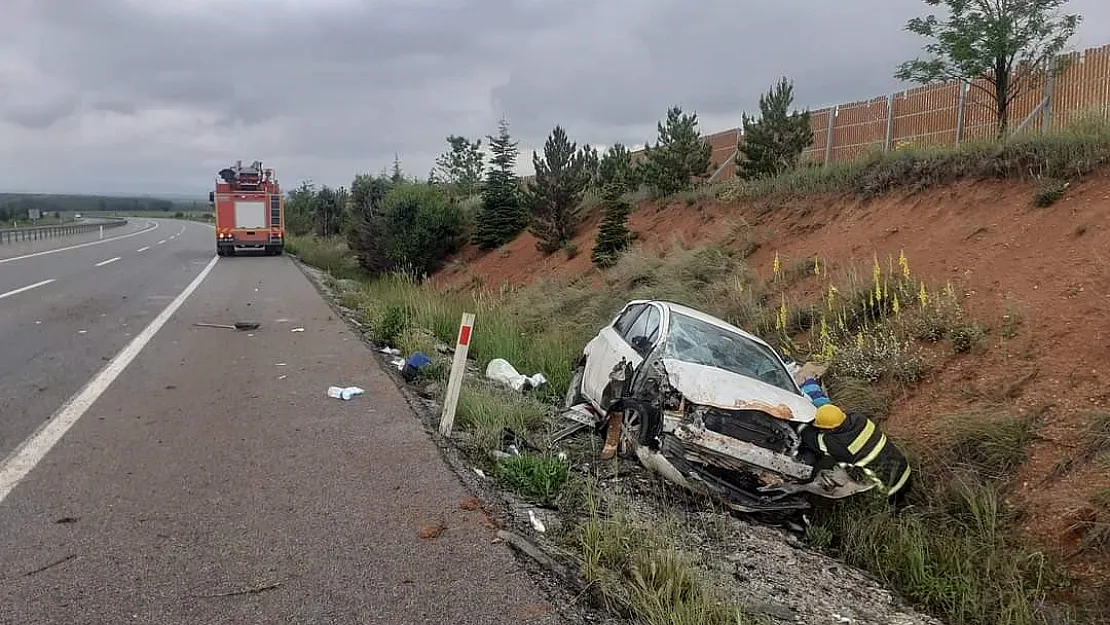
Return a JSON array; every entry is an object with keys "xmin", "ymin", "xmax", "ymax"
[
  {"xmin": 809, "ymin": 407, "xmax": 1063, "ymax": 625},
  {"xmin": 570, "ymin": 482, "xmax": 756, "ymax": 625},
  {"xmin": 492, "ymin": 454, "xmax": 569, "ymax": 506}
]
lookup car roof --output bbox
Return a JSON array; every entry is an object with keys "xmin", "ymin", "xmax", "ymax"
[{"xmin": 629, "ymin": 299, "xmax": 775, "ymax": 350}]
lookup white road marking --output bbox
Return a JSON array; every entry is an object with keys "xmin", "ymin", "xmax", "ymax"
[
  {"xmin": 157, "ymin": 240, "xmax": 166, "ymax": 245},
  {"xmin": 0, "ymin": 221, "xmax": 159, "ymax": 265},
  {"xmin": 0, "ymin": 278, "xmax": 56, "ymax": 301},
  {"xmin": 136, "ymin": 246, "xmax": 150, "ymax": 253},
  {"xmin": 0, "ymin": 254, "xmax": 220, "ymax": 505},
  {"xmin": 94, "ymin": 256, "xmax": 121, "ymax": 267}
]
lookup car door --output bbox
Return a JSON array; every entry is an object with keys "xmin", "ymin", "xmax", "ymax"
[
  {"xmin": 582, "ymin": 303, "xmax": 645, "ymax": 407},
  {"xmin": 582, "ymin": 303, "xmax": 664, "ymax": 409}
]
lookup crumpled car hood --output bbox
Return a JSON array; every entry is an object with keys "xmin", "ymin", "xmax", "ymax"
[{"xmin": 661, "ymin": 358, "xmax": 817, "ymax": 423}]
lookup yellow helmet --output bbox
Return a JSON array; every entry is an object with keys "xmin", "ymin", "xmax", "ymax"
[{"xmin": 814, "ymin": 404, "xmax": 846, "ymax": 429}]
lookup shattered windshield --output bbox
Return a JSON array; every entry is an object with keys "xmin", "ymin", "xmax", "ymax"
[{"xmin": 664, "ymin": 312, "xmax": 799, "ymax": 394}]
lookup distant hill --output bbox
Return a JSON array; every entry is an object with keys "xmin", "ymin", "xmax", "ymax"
[{"xmin": 0, "ymin": 193, "xmax": 208, "ymax": 220}]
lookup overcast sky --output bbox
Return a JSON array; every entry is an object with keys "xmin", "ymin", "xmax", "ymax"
[{"xmin": 3, "ymin": 0, "xmax": 1109, "ymax": 197}]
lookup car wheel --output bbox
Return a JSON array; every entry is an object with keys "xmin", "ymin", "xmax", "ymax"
[
  {"xmin": 617, "ymin": 406, "xmax": 643, "ymax": 459},
  {"xmin": 564, "ymin": 365, "xmax": 585, "ymax": 409}
]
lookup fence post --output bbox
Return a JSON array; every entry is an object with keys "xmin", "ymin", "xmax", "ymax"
[
  {"xmin": 1042, "ymin": 63, "xmax": 1056, "ymax": 133},
  {"xmin": 439, "ymin": 312, "xmax": 476, "ymax": 437},
  {"xmin": 823, "ymin": 106, "xmax": 836, "ymax": 166},
  {"xmin": 955, "ymin": 82, "xmax": 968, "ymax": 144},
  {"xmin": 884, "ymin": 93, "xmax": 896, "ymax": 151}
]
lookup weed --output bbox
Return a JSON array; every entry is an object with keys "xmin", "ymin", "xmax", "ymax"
[
  {"xmin": 287, "ymin": 235, "xmax": 365, "ymax": 281},
  {"xmin": 950, "ymin": 322, "xmax": 989, "ymax": 355},
  {"xmin": 1033, "ymin": 177, "xmax": 1067, "ymax": 207},
  {"xmin": 377, "ymin": 304, "xmax": 409, "ymax": 346},
  {"xmin": 811, "ymin": 407, "xmax": 1062, "ymax": 625},
  {"xmin": 492, "ymin": 454, "xmax": 569, "ymax": 506},
  {"xmin": 571, "ymin": 489, "xmax": 753, "ymax": 625},
  {"xmin": 1069, "ymin": 488, "xmax": 1110, "ymax": 554},
  {"xmin": 1079, "ymin": 411, "xmax": 1110, "ymax": 466},
  {"xmin": 824, "ymin": 376, "xmax": 893, "ymax": 422},
  {"xmin": 932, "ymin": 407, "xmax": 1041, "ymax": 481},
  {"xmin": 455, "ymin": 385, "xmax": 548, "ymax": 455},
  {"xmin": 1000, "ymin": 310, "xmax": 1023, "ymax": 340}
]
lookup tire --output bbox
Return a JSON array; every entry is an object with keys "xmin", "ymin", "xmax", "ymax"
[{"xmin": 564, "ymin": 365, "xmax": 585, "ymax": 409}]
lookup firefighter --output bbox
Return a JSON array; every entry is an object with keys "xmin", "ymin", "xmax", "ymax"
[{"xmin": 798, "ymin": 377, "xmax": 913, "ymax": 504}]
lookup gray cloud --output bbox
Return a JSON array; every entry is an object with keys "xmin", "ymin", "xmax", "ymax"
[{"xmin": 2, "ymin": 0, "xmax": 1109, "ymax": 195}]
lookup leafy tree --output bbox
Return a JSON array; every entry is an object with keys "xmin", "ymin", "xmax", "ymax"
[
  {"xmin": 597, "ymin": 143, "xmax": 637, "ymax": 193},
  {"xmin": 735, "ymin": 77, "xmax": 814, "ymax": 179},
  {"xmin": 284, "ymin": 180, "xmax": 318, "ymax": 236},
  {"xmin": 347, "ymin": 173, "xmax": 393, "ymax": 275},
  {"xmin": 314, "ymin": 184, "xmax": 347, "ymax": 237},
  {"xmin": 895, "ymin": 0, "xmax": 1081, "ymax": 137},
  {"xmin": 435, "ymin": 135, "xmax": 485, "ymax": 197},
  {"xmin": 640, "ymin": 106, "xmax": 712, "ymax": 196},
  {"xmin": 591, "ymin": 183, "xmax": 634, "ymax": 268},
  {"xmin": 526, "ymin": 125, "xmax": 594, "ymax": 254},
  {"xmin": 473, "ymin": 117, "xmax": 526, "ymax": 250},
  {"xmin": 380, "ymin": 183, "xmax": 464, "ymax": 276}
]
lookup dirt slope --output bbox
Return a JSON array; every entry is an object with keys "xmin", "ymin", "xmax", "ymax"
[{"xmin": 432, "ymin": 172, "xmax": 1110, "ymax": 574}]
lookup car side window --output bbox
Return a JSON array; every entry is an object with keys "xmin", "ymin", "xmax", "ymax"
[
  {"xmin": 612, "ymin": 304, "xmax": 645, "ymax": 335},
  {"xmin": 622, "ymin": 305, "xmax": 661, "ymax": 355}
]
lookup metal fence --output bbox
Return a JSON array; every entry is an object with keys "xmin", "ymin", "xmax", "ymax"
[
  {"xmin": 0, "ymin": 217, "xmax": 128, "ymax": 246},
  {"xmin": 630, "ymin": 42, "xmax": 1110, "ymax": 183}
]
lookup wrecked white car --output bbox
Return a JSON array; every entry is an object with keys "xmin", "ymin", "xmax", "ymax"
[{"xmin": 564, "ymin": 300, "xmax": 875, "ymax": 513}]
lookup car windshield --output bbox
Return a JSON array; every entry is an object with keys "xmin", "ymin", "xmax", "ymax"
[{"xmin": 663, "ymin": 312, "xmax": 799, "ymax": 394}]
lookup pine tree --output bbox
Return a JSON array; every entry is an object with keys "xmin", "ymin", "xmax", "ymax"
[
  {"xmin": 597, "ymin": 143, "xmax": 636, "ymax": 193},
  {"xmin": 640, "ymin": 106, "xmax": 711, "ymax": 197},
  {"xmin": 473, "ymin": 117, "xmax": 526, "ymax": 250},
  {"xmin": 347, "ymin": 173, "xmax": 393, "ymax": 275},
  {"xmin": 390, "ymin": 154, "xmax": 404, "ymax": 183},
  {"xmin": 735, "ymin": 77, "xmax": 814, "ymax": 180},
  {"xmin": 527, "ymin": 125, "xmax": 592, "ymax": 254},
  {"xmin": 591, "ymin": 183, "xmax": 633, "ymax": 268}
]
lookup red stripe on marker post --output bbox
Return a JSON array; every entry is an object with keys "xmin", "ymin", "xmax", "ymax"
[{"xmin": 458, "ymin": 324, "xmax": 472, "ymax": 347}]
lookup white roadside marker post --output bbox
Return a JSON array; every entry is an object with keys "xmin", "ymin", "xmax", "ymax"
[
  {"xmin": 439, "ymin": 312, "xmax": 475, "ymax": 437},
  {"xmin": 99, "ymin": 225, "xmax": 103, "ymax": 239}
]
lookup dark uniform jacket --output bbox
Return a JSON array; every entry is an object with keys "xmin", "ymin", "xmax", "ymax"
[{"xmin": 799, "ymin": 411, "xmax": 912, "ymax": 497}]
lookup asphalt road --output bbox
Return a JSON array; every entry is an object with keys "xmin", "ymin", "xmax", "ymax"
[{"xmin": 0, "ymin": 221, "xmax": 560, "ymax": 624}]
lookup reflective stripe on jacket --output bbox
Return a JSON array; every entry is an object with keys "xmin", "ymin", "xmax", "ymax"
[{"xmin": 800, "ymin": 413, "xmax": 912, "ymax": 496}]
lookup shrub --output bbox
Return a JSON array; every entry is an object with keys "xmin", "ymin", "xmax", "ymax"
[{"xmin": 380, "ymin": 183, "xmax": 464, "ymax": 277}]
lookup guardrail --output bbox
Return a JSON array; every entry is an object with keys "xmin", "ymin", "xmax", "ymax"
[{"xmin": 0, "ymin": 217, "xmax": 129, "ymax": 246}]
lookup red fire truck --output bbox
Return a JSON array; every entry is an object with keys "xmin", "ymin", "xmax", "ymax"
[{"xmin": 208, "ymin": 160, "xmax": 285, "ymax": 256}]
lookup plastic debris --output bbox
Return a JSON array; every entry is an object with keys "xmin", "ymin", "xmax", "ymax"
[
  {"xmin": 327, "ymin": 386, "xmax": 364, "ymax": 400},
  {"xmin": 485, "ymin": 358, "xmax": 547, "ymax": 392},
  {"xmin": 379, "ymin": 347, "xmax": 402, "ymax": 356},
  {"xmin": 291, "ymin": 327, "xmax": 305, "ymax": 333},
  {"xmin": 528, "ymin": 509, "xmax": 546, "ymax": 533},
  {"xmin": 401, "ymin": 352, "xmax": 432, "ymax": 381}
]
